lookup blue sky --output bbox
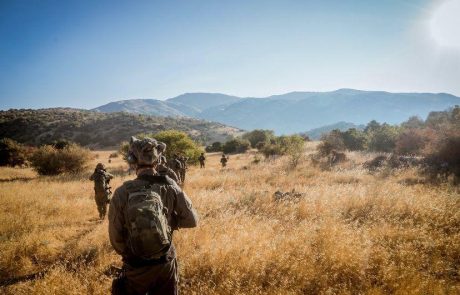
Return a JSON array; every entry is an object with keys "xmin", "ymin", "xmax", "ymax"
[{"xmin": 1, "ymin": 0, "xmax": 459, "ymax": 109}]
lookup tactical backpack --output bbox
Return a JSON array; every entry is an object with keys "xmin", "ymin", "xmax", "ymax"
[
  {"xmin": 125, "ymin": 181, "xmax": 172, "ymax": 260},
  {"xmin": 93, "ymin": 171, "xmax": 107, "ymax": 192}
]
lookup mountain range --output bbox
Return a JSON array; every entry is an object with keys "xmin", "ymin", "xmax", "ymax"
[{"xmin": 93, "ymin": 89, "xmax": 460, "ymax": 135}]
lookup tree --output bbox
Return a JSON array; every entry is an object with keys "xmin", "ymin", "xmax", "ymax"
[
  {"xmin": 364, "ymin": 120, "xmax": 381, "ymax": 133},
  {"xmin": 279, "ymin": 135, "xmax": 305, "ymax": 168},
  {"xmin": 317, "ymin": 129, "xmax": 345, "ymax": 156},
  {"xmin": 401, "ymin": 116, "xmax": 424, "ymax": 129},
  {"xmin": 395, "ymin": 129, "xmax": 427, "ymax": 155},
  {"xmin": 367, "ymin": 124, "xmax": 400, "ymax": 152},
  {"xmin": 153, "ymin": 130, "xmax": 203, "ymax": 163},
  {"xmin": 242, "ymin": 130, "xmax": 275, "ymax": 148},
  {"xmin": 0, "ymin": 138, "xmax": 27, "ymax": 167},
  {"xmin": 223, "ymin": 138, "xmax": 251, "ymax": 154},
  {"xmin": 205, "ymin": 141, "xmax": 223, "ymax": 152},
  {"xmin": 342, "ymin": 128, "xmax": 367, "ymax": 151}
]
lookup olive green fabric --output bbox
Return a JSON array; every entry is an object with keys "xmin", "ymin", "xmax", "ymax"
[
  {"xmin": 90, "ymin": 168, "xmax": 113, "ymax": 219},
  {"xmin": 108, "ymin": 169, "xmax": 198, "ymax": 294}
]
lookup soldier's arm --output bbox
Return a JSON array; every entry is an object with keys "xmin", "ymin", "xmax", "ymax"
[
  {"xmin": 171, "ymin": 186, "xmax": 198, "ymax": 229},
  {"xmin": 89, "ymin": 173, "xmax": 95, "ymax": 181},
  {"xmin": 106, "ymin": 172, "xmax": 114, "ymax": 179},
  {"xmin": 108, "ymin": 187, "xmax": 127, "ymax": 256}
]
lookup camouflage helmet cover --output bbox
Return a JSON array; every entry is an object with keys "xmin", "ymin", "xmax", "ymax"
[
  {"xmin": 128, "ymin": 136, "xmax": 167, "ymax": 166},
  {"xmin": 96, "ymin": 163, "xmax": 105, "ymax": 170}
]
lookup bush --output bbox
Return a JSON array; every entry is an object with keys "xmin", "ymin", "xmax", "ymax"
[
  {"xmin": 242, "ymin": 130, "xmax": 275, "ymax": 148},
  {"xmin": 109, "ymin": 152, "xmax": 119, "ymax": 158},
  {"xmin": 367, "ymin": 124, "xmax": 400, "ymax": 152},
  {"xmin": 260, "ymin": 143, "xmax": 283, "ymax": 158},
  {"xmin": 205, "ymin": 141, "xmax": 223, "ymax": 153},
  {"xmin": 153, "ymin": 130, "xmax": 203, "ymax": 163},
  {"xmin": 421, "ymin": 128, "xmax": 460, "ymax": 182},
  {"xmin": 223, "ymin": 138, "xmax": 251, "ymax": 154},
  {"xmin": 395, "ymin": 128, "xmax": 434, "ymax": 155},
  {"xmin": 122, "ymin": 131, "xmax": 203, "ymax": 164},
  {"xmin": 279, "ymin": 135, "xmax": 305, "ymax": 167},
  {"xmin": 0, "ymin": 138, "xmax": 27, "ymax": 167},
  {"xmin": 317, "ymin": 130, "xmax": 345, "ymax": 156},
  {"xmin": 342, "ymin": 128, "xmax": 367, "ymax": 151},
  {"xmin": 260, "ymin": 135, "xmax": 305, "ymax": 166},
  {"xmin": 30, "ymin": 144, "xmax": 91, "ymax": 175},
  {"xmin": 52, "ymin": 139, "xmax": 72, "ymax": 150}
]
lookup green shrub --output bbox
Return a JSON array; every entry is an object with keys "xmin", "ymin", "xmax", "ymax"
[
  {"xmin": 153, "ymin": 130, "xmax": 203, "ymax": 163},
  {"xmin": 0, "ymin": 138, "xmax": 27, "ymax": 167},
  {"xmin": 242, "ymin": 130, "xmax": 275, "ymax": 148},
  {"xmin": 205, "ymin": 141, "xmax": 223, "ymax": 153},
  {"xmin": 367, "ymin": 124, "xmax": 400, "ymax": 152},
  {"xmin": 30, "ymin": 144, "xmax": 91, "ymax": 175},
  {"xmin": 223, "ymin": 138, "xmax": 251, "ymax": 154},
  {"xmin": 279, "ymin": 135, "xmax": 305, "ymax": 167},
  {"xmin": 342, "ymin": 128, "xmax": 367, "ymax": 151},
  {"xmin": 260, "ymin": 135, "xmax": 305, "ymax": 166},
  {"xmin": 317, "ymin": 130, "xmax": 345, "ymax": 156}
]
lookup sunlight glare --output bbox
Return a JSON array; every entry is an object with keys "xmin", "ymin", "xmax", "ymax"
[{"xmin": 430, "ymin": 0, "xmax": 460, "ymax": 48}]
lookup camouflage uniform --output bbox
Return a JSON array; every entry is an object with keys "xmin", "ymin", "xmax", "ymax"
[
  {"xmin": 89, "ymin": 163, "xmax": 114, "ymax": 219},
  {"xmin": 170, "ymin": 155, "xmax": 183, "ymax": 184},
  {"xmin": 157, "ymin": 156, "xmax": 181, "ymax": 184},
  {"xmin": 109, "ymin": 137, "xmax": 198, "ymax": 295},
  {"xmin": 220, "ymin": 154, "xmax": 228, "ymax": 168},
  {"xmin": 198, "ymin": 153, "xmax": 206, "ymax": 168},
  {"xmin": 179, "ymin": 156, "xmax": 188, "ymax": 185}
]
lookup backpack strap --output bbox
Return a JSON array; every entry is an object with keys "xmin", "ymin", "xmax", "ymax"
[{"xmin": 137, "ymin": 174, "xmax": 174, "ymax": 185}]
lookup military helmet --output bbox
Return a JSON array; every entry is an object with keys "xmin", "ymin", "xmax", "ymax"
[
  {"xmin": 96, "ymin": 163, "xmax": 105, "ymax": 170},
  {"xmin": 128, "ymin": 136, "xmax": 167, "ymax": 166}
]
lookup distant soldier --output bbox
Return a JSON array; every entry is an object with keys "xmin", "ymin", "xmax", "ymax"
[
  {"xmin": 157, "ymin": 155, "xmax": 181, "ymax": 184},
  {"xmin": 198, "ymin": 153, "xmax": 206, "ymax": 168},
  {"xmin": 109, "ymin": 136, "xmax": 198, "ymax": 294},
  {"xmin": 89, "ymin": 163, "xmax": 114, "ymax": 220},
  {"xmin": 179, "ymin": 156, "xmax": 188, "ymax": 185},
  {"xmin": 220, "ymin": 154, "xmax": 228, "ymax": 168},
  {"xmin": 170, "ymin": 154, "xmax": 183, "ymax": 184}
]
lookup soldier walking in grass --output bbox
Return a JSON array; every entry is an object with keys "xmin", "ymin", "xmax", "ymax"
[
  {"xmin": 157, "ymin": 155, "xmax": 181, "ymax": 184},
  {"xmin": 179, "ymin": 156, "xmax": 188, "ymax": 185},
  {"xmin": 109, "ymin": 136, "xmax": 198, "ymax": 295},
  {"xmin": 198, "ymin": 153, "xmax": 206, "ymax": 168},
  {"xmin": 89, "ymin": 163, "xmax": 114, "ymax": 220},
  {"xmin": 170, "ymin": 154, "xmax": 183, "ymax": 184},
  {"xmin": 220, "ymin": 154, "xmax": 228, "ymax": 168}
]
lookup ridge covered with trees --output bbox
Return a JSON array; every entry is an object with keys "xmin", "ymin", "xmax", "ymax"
[{"xmin": 0, "ymin": 108, "xmax": 242, "ymax": 148}]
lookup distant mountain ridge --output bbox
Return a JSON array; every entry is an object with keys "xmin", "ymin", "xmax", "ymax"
[{"xmin": 93, "ymin": 89, "xmax": 460, "ymax": 134}]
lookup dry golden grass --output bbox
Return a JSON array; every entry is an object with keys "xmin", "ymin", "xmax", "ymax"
[{"xmin": 1, "ymin": 144, "xmax": 459, "ymax": 294}]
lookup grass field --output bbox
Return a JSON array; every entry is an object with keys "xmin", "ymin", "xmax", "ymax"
[{"xmin": 0, "ymin": 145, "xmax": 459, "ymax": 294}]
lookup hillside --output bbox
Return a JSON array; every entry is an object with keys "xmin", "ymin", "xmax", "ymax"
[
  {"xmin": 0, "ymin": 109, "xmax": 242, "ymax": 148},
  {"xmin": 92, "ymin": 89, "xmax": 460, "ymax": 134},
  {"xmin": 304, "ymin": 121, "xmax": 365, "ymax": 140}
]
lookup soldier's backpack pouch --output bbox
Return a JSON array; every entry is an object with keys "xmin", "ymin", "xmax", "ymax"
[{"xmin": 125, "ymin": 184, "xmax": 172, "ymax": 260}]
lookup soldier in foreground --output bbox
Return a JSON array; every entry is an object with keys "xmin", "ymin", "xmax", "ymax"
[
  {"xmin": 89, "ymin": 163, "xmax": 114, "ymax": 220},
  {"xmin": 220, "ymin": 153, "xmax": 228, "ymax": 168},
  {"xmin": 198, "ymin": 152, "xmax": 206, "ymax": 168},
  {"xmin": 109, "ymin": 136, "xmax": 198, "ymax": 295}
]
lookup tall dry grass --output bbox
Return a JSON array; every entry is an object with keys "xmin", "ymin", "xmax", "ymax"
[{"xmin": 0, "ymin": 145, "xmax": 459, "ymax": 294}]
